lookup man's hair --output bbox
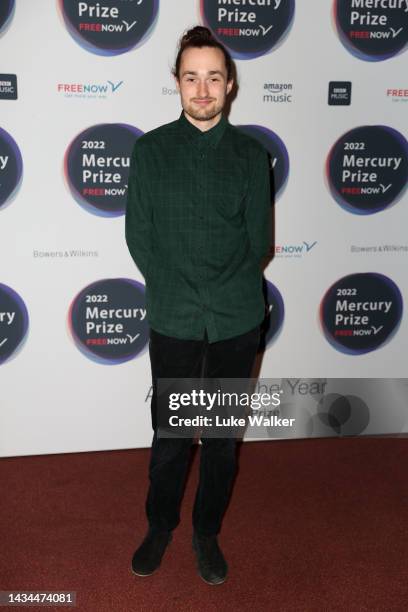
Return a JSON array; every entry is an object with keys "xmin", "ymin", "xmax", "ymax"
[{"xmin": 172, "ymin": 26, "xmax": 233, "ymax": 81}]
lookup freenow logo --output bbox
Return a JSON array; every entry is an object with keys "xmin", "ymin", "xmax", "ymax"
[
  {"xmin": 274, "ymin": 241, "xmax": 317, "ymax": 258},
  {"xmin": 0, "ymin": 127, "xmax": 23, "ymax": 211},
  {"xmin": 334, "ymin": 0, "xmax": 408, "ymax": 61},
  {"xmin": 64, "ymin": 123, "xmax": 143, "ymax": 217},
  {"xmin": 326, "ymin": 125, "xmax": 408, "ymax": 214},
  {"xmin": 0, "ymin": 74, "xmax": 17, "ymax": 100},
  {"xmin": 68, "ymin": 278, "xmax": 149, "ymax": 364},
  {"xmin": 57, "ymin": 80, "xmax": 124, "ymax": 99},
  {"xmin": 0, "ymin": 0, "xmax": 14, "ymax": 35},
  {"xmin": 263, "ymin": 82, "xmax": 293, "ymax": 103},
  {"xmin": 201, "ymin": 0, "xmax": 295, "ymax": 59},
  {"xmin": 59, "ymin": 0, "xmax": 159, "ymax": 56},
  {"xmin": 320, "ymin": 272, "xmax": 403, "ymax": 355},
  {"xmin": 238, "ymin": 124, "xmax": 289, "ymax": 200},
  {"xmin": 328, "ymin": 81, "xmax": 351, "ymax": 105},
  {"xmin": 263, "ymin": 280, "xmax": 285, "ymax": 348},
  {"xmin": 0, "ymin": 283, "xmax": 29, "ymax": 366},
  {"xmin": 387, "ymin": 87, "xmax": 408, "ymax": 101}
]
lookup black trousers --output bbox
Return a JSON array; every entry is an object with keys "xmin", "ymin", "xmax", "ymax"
[{"xmin": 146, "ymin": 325, "xmax": 260, "ymax": 536}]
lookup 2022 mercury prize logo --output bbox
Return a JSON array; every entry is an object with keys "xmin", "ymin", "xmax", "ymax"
[
  {"xmin": 59, "ymin": 0, "xmax": 159, "ymax": 55},
  {"xmin": 201, "ymin": 0, "xmax": 295, "ymax": 59},
  {"xmin": 334, "ymin": 0, "xmax": 408, "ymax": 61},
  {"xmin": 320, "ymin": 273, "xmax": 403, "ymax": 355},
  {"xmin": 238, "ymin": 124, "xmax": 289, "ymax": 200},
  {"xmin": 0, "ymin": 283, "xmax": 29, "ymax": 366},
  {"xmin": 64, "ymin": 123, "xmax": 143, "ymax": 216},
  {"xmin": 326, "ymin": 125, "xmax": 408, "ymax": 214},
  {"xmin": 0, "ymin": 127, "xmax": 23, "ymax": 210},
  {"xmin": 0, "ymin": 0, "xmax": 14, "ymax": 35},
  {"xmin": 68, "ymin": 278, "xmax": 149, "ymax": 364}
]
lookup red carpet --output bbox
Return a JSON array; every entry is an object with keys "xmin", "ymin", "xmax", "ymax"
[{"xmin": 1, "ymin": 439, "xmax": 407, "ymax": 611}]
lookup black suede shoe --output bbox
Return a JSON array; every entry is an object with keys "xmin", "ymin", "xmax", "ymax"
[
  {"xmin": 192, "ymin": 532, "xmax": 228, "ymax": 585},
  {"xmin": 131, "ymin": 529, "xmax": 172, "ymax": 576}
]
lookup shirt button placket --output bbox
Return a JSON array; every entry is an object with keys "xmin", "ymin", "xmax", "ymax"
[{"xmin": 197, "ymin": 143, "xmax": 207, "ymax": 311}]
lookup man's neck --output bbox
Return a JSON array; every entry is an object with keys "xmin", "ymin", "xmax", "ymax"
[{"xmin": 182, "ymin": 110, "xmax": 222, "ymax": 132}]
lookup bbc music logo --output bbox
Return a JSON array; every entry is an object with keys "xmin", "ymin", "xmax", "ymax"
[
  {"xmin": 59, "ymin": 0, "xmax": 159, "ymax": 56},
  {"xmin": 0, "ymin": 74, "xmax": 17, "ymax": 100},
  {"xmin": 201, "ymin": 0, "xmax": 295, "ymax": 59},
  {"xmin": 328, "ymin": 81, "xmax": 352, "ymax": 105}
]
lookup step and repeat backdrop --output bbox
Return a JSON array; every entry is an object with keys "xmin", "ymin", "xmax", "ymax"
[{"xmin": 0, "ymin": 0, "xmax": 407, "ymax": 456}]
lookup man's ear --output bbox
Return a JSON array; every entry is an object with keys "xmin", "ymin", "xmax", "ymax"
[
  {"xmin": 174, "ymin": 76, "xmax": 180, "ymax": 93},
  {"xmin": 226, "ymin": 79, "xmax": 234, "ymax": 95}
]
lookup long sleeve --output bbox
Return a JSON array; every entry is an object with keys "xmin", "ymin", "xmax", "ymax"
[
  {"xmin": 125, "ymin": 141, "xmax": 152, "ymax": 279},
  {"xmin": 244, "ymin": 147, "xmax": 272, "ymax": 263},
  {"xmin": 123, "ymin": 114, "xmax": 271, "ymax": 342}
]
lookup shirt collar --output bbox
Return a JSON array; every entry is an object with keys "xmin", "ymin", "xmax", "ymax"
[{"xmin": 177, "ymin": 110, "xmax": 227, "ymax": 148}]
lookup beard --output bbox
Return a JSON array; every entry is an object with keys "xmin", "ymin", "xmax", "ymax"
[{"xmin": 182, "ymin": 97, "xmax": 224, "ymax": 123}]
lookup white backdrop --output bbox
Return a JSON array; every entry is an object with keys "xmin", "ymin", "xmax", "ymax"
[{"xmin": 0, "ymin": 0, "xmax": 407, "ymax": 457}]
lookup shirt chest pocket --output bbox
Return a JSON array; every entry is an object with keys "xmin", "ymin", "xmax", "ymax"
[{"xmin": 209, "ymin": 169, "xmax": 248, "ymax": 220}]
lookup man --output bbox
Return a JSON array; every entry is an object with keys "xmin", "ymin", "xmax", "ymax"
[{"xmin": 125, "ymin": 26, "xmax": 271, "ymax": 585}]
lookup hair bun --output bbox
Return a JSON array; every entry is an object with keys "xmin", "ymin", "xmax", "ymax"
[{"xmin": 181, "ymin": 26, "xmax": 213, "ymax": 44}]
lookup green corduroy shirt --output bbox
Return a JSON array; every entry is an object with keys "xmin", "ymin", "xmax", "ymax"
[{"xmin": 125, "ymin": 111, "xmax": 271, "ymax": 343}]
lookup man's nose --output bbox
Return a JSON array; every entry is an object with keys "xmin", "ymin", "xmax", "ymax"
[{"xmin": 197, "ymin": 79, "xmax": 209, "ymax": 97}]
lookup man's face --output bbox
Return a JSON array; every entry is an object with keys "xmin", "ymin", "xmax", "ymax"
[{"xmin": 175, "ymin": 46, "xmax": 233, "ymax": 129}]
